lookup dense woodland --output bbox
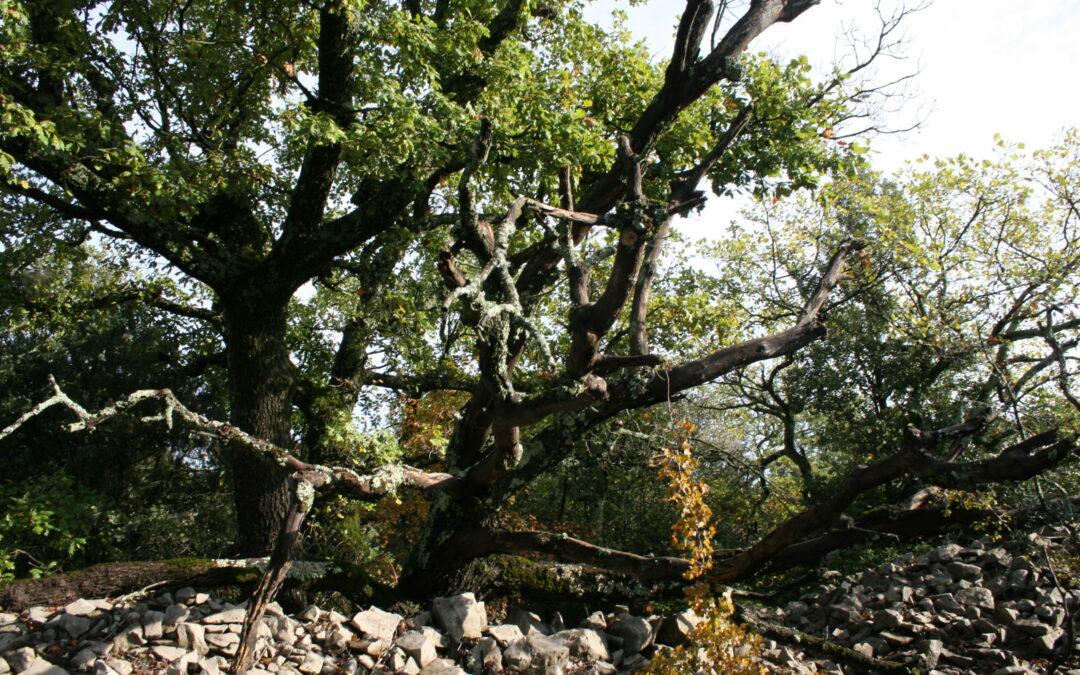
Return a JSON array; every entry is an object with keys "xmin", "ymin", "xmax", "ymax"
[{"xmin": 0, "ymin": 0, "xmax": 1078, "ymax": 671}]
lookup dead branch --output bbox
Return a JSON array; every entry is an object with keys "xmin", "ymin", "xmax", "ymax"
[{"xmin": 0, "ymin": 376, "xmax": 460, "ymax": 500}]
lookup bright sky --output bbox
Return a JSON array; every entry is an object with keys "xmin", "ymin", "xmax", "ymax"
[
  {"xmin": 585, "ymin": 0, "xmax": 1080, "ymax": 234},
  {"xmin": 588, "ymin": 0, "xmax": 1079, "ymax": 167}
]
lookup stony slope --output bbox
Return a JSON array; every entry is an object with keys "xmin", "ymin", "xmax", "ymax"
[{"xmin": 756, "ymin": 523, "xmax": 1080, "ymax": 674}]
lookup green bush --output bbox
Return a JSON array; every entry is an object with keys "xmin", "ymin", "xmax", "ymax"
[{"xmin": 0, "ymin": 471, "xmax": 112, "ymax": 579}]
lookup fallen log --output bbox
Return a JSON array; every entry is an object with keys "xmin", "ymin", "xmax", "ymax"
[
  {"xmin": 0, "ymin": 558, "xmax": 398, "ymax": 612},
  {"xmin": 0, "ymin": 559, "xmax": 253, "ymax": 611}
]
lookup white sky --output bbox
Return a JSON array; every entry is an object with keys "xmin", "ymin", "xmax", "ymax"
[{"xmin": 585, "ymin": 0, "xmax": 1080, "ymax": 235}]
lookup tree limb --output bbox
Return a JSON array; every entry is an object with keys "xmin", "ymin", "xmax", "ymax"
[{"xmin": 0, "ymin": 376, "xmax": 461, "ymax": 500}]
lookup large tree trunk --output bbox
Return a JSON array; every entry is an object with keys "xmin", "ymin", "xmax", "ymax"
[{"xmin": 223, "ymin": 299, "xmax": 294, "ymax": 556}]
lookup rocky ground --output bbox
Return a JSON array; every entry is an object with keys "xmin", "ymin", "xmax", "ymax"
[
  {"xmin": 0, "ymin": 524, "xmax": 1076, "ymax": 674},
  {"xmin": 757, "ymin": 523, "xmax": 1080, "ymax": 674},
  {"xmin": 0, "ymin": 586, "xmax": 721, "ymax": 675}
]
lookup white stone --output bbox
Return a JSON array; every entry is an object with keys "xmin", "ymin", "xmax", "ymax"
[
  {"xmin": 486, "ymin": 623, "xmax": 524, "ymax": 646},
  {"xmin": 8, "ymin": 648, "xmax": 37, "ymax": 672},
  {"xmin": 91, "ymin": 661, "xmax": 118, "ymax": 675},
  {"xmin": 20, "ymin": 658, "xmax": 69, "ymax": 675},
  {"xmin": 64, "ymin": 600, "xmax": 98, "ymax": 617},
  {"xmin": 164, "ymin": 651, "xmax": 197, "ymax": 675},
  {"xmin": 503, "ymin": 638, "xmax": 532, "ymax": 672},
  {"xmin": 324, "ymin": 624, "xmax": 352, "ymax": 651},
  {"xmin": 205, "ymin": 631, "xmax": 240, "ymax": 655},
  {"xmin": 396, "ymin": 630, "xmax": 438, "ymax": 667},
  {"xmin": 297, "ymin": 652, "xmax": 323, "ymax": 674},
  {"xmin": 607, "ymin": 614, "xmax": 653, "ymax": 655},
  {"xmin": 554, "ymin": 628, "xmax": 608, "ymax": 660},
  {"xmin": 202, "ymin": 607, "xmax": 247, "ymax": 624},
  {"xmin": 656, "ymin": 609, "xmax": 700, "ymax": 647},
  {"xmin": 141, "ymin": 611, "xmax": 165, "ymax": 640},
  {"xmin": 418, "ymin": 658, "xmax": 467, "ymax": 675},
  {"xmin": 419, "ymin": 625, "xmax": 446, "ymax": 649},
  {"xmin": 103, "ymin": 660, "xmax": 131, "ymax": 675},
  {"xmin": 57, "ymin": 613, "xmax": 93, "ymax": 639},
  {"xmin": 349, "ymin": 607, "xmax": 402, "ymax": 643},
  {"xmin": 178, "ymin": 622, "xmax": 209, "ymax": 655},
  {"xmin": 197, "ymin": 656, "xmax": 220, "ymax": 675},
  {"xmin": 163, "ymin": 605, "xmax": 189, "ymax": 628},
  {"xmin": 150, "ymin": 645, "xmax": 188, "ymax": 662},
  {"xmin": 524, "ymin": 632, "xmax": 570, "ymax": 673},
  {"xmin": 431, "ymin": 593, "xmax": 487, "ymax": 642},
  {"xmin": 470, "ymin": 638, "xmax": 502, "ymax": 673}
]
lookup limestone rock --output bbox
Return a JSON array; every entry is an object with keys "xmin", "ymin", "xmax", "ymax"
[
  {"xmin": 396, "ymin": 630, "xmax": 438, "ymax": 668},
  {"xmin": 956, "ymin": 586, "xmax": 995, "ymax": 610},
  {"xmin": 150, "ymin": 645, "xmax": 188, "ymax": 662},
  {"xmin": 431, "ymin": 593, "xmax": 487, "ymax": 642},
  {"xmin": 524, "ymin": 633, "xmax": 570, "ymax": 674},
  {"xmin": 655, "ymin": 609, "xmax": 700, "ymax": 647},
  {"xmin": 947, "ymin": 561, "xmax": 982, "ymax": 580},
  {"xmin": 177, "ymin": 622, "xmax": 209, "ymax": 655},
  {"xmin": 487, "ymin": 623, "xmax": 524, "ymax": 647},
  {"xmin": 142, "ymin": 610, "xmax": 165, "ymax": 640},
  {"xmin": 553, "ymin": 628, "xmax": 608, "ymax": 661},
  {"xmin": 63, "ymin": 600, "xmax": 97, "ymax": 618},
  {"xmin": 469, "ymin": 637, "xmax": 502, "ymax": 673},
  {"xmin": 931, "ymin": 544, "xmax": 963, "ymax": 562},
  {"xmin": 7, "ymin": 647, "xmax": 37, "ymax": 672},
  {"xmin": 507, "ymin": 608, "xmax": 548, "ymax": 636},
  {"xmin": 20, "ymin": 658, "xmax": 69, "ymax": 675},
  {"xmin": 503, "ymin": 639, "xmax": 532, "ymax": 672},
  {"xmin": 350, "ymin": 607, "xmax": 402, "ymax": 643},
  {"xmin": 201, "ymin": 607, "xmax": 247, "ymax": 625},
  {"xmin": 418, "ymin": 658, "xmax": 467, "ymax": 675},
  {"xmin": 297, "ymin": 651, "xmax": 323, "ymax": 674}
]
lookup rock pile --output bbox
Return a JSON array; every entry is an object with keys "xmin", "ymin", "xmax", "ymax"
[
  {"xmin": 759, "ymin": 525, "xmax": 1080, "ymax": 674},
  {"xmin": 0, "ymin": 586, "xmax": 718, "ymax": 674}
]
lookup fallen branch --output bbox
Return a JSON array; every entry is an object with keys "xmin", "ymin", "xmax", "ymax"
[{"xmin": 232, "ymin": 472, "xmax": 325, "ymax": 673}]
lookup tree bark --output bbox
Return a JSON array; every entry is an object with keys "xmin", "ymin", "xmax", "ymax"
[{"xmin": 222, "ymin": 299, "xmax": 294, "ymax": 556}]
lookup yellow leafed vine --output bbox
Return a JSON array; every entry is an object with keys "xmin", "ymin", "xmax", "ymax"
[{"xmin": 643, "ymin": 419, "xmax": 766, "ymax": 675}]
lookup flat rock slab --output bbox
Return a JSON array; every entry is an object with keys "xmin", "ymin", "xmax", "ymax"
[{"xmin": 350, "ymin": 606, "xmax": 403, "ymax": 643}]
